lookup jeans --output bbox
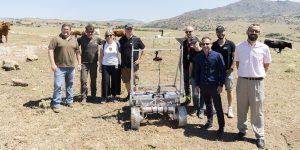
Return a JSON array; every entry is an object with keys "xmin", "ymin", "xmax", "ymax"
[
  {"xmin": 102, "ymin": 65, "xmax": 121, "ymax": 97},
  {"xmin": 200, "ymin": 84, "xmax": 225, "ymax": 129},
  {"xmin": 191, "ymin": 78, "xmax": 205, "ymax": 113},
  {"xmin": 52, "ymin": 67, "xmax": 75, "ymax": 108},
  {"xmin": 80, "ymin": 63, "xmax": 97, "ymax": 99}
]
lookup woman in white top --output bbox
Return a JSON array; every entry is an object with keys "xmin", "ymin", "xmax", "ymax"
[{"xmin": 99, "ymin": 29, "xmax": 121, "ymax": 103}]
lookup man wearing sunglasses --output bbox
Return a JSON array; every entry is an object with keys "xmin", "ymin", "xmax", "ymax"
[
  {"xmin": 234, "ymin": 24, "xmax": 271, "ymax": 149},
  {"xmin": 212, "ymin": 26, "xmax": 236, "ymax": 118},
  {"xmin": 181, "ymin": 26, "xmax": 200, "ymax": 112},
  {"xmin": 77, "ymin": 24, "xmax": 103, "ymax": 103},
  {"xmin": 194, "ymin": 36, "xmax": 226, "ymax": 138}
]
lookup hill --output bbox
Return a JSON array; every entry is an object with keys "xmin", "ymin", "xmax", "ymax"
[{"xmin": 145, "ymin": 0, "xmax": 300, "ymax": 30}]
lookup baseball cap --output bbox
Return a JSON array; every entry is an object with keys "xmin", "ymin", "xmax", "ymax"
[
  {"xmin": 216, "ymin": 26, "xmax": 225, "ymax": 32},
  {"xmin": 124, "ymin": 23, "xmax": 133, "ymax": 29}
]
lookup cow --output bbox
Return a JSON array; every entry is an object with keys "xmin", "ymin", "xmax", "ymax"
[
  {"xmin": 264, "ymin": 39, "xmax": 292, "ymax": 54},
  {"xmin": 0, "ymin": 22, "xmax": 13, "ymax": 43},
  {"xmin": 70, "ymin": 30, "xmax": 85, "ymax": 38},
  {"xmin": 113, "ymin": 29, "xmax": 125, "ymax": 37}
]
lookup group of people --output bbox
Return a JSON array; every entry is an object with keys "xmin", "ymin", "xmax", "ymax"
[
  {"xmin": 182, "ymin": 24, "xmax": 271, "ymax": 149},
  {"xmin": 48, "ymin": 23, "xmax": 271, "ymax": 149},
  {"xmin": 48, "ymin": 23, "xmax": 144, "ymax": 109}
]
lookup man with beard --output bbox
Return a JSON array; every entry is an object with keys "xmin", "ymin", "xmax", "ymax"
[
  {"xmin": 234, "ymin": 24, "xmax": 271, "ymax": 149},
  {"xmin": 48, "ymin": 23, "xmax": 81, "ymax": 113},
  {"xmin": 212, "ymin": 26, "xmax": 236, "ymax": 118}
]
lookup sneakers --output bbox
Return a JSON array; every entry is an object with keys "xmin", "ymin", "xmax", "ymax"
[
  {"xmin": 100, "ymin": 98, "xmax": 107, "ymax": 104},
  {"xmin": 111, "ymin": 97, "xmax": 119, "ymax": 103},
  {"xmin": 235, "ymin": 132, "xmax": 246, "ymax": 141},
  {"xmin": 256, "ymin": 139, "xmax": 265, "ymax": 149},
  {"xmin": 51, "ymin": 106, "xmax": 60, "ymax": 113},
  {"xmin": 198, "ymin": 110, "xmax": 205, "ymax": 119},
  {"xmin": 227, "ymin": 106, "xmax": 234, "ymax": 118},
  {"xmin": 180, "ymin": 95, "xmax": 191, "ymax": 106},
  {"xmin": 201, "ymin": 123, "xmax": 213, "ymax": 130}
]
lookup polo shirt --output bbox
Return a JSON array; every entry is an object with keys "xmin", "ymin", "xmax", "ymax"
[
  {"xmin": 119, "ymin": 35, "xmax": 145, "ymax": 68},
  {"xmin": 48, "ymin": 34, "xmax": 79, "ymax": 67}
]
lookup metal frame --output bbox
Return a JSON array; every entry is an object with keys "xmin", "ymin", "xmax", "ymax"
[{"xmin": 129, "ymin": 37, "xmax": 187, "ymax": 130}]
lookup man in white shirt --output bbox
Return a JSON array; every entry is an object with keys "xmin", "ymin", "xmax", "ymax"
[{"xmin": 234, "ymin": 24, "xmax": 271, "ymax": 149}]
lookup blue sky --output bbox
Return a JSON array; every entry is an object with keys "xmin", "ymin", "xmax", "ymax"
[{"xmin": 1, "ymin": 0, "xmax": 300, "ymax": 22}]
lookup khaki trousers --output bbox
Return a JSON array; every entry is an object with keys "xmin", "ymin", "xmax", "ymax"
[{"xmin": 236, "ymin": 77, "xmax": 265, "ymax": 139}]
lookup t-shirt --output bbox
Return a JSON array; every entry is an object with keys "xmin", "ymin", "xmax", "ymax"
[
  {"xmin": 48, "ymin": 34, "xmax": 79, "ymax": 67},
  {"xmin": 102, "ymin": 41, "xmax": 120, "ymax": 66},
  {"xmin": 77, "ymin": 35, "xmax": 103, "ymax": 64},
  {"xmin": 119, "ymin": 35, "xmax": 145, "ymax": 68},
  {"xmin": 212, "ymin": 39, "xmax": 235, "ymax": 70}
]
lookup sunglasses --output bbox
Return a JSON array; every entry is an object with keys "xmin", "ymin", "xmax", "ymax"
[
  {"xmin": 249, "ymin": 29, "xmax": 260, "ymax": 33},
  {"xmin": 185, "ymin": 31, "xmax": 192, "ymax": 34},
  {"xmin": 86, "ymin": 31, "xmax": 94, "ymax": 34},
  {"xmin": 105, "ymin": 34, "xmax": 113, "ymax": 37},
  {"xmin": 201, "ymin": 43, "xmax": 210, "ymax": 46}
]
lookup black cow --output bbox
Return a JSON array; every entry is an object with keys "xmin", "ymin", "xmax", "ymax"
[{"xmin": 264, "ymin": 39, "xmax": 292, "ymax": 54}]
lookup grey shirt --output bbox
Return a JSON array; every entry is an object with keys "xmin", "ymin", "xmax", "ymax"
[{"xmin": 78, "ymin": 35, "xmax": 103, "ymax": 64}]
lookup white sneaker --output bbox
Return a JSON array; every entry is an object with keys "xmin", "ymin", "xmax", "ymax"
[{"xmin": 227, "ymin": 107, "xmax": 234, "ymax": 118}]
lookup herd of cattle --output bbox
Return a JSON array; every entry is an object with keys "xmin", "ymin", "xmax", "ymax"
[{"xmin": 0, "ymin": 22, "xmax": 295, "ymax": 53}]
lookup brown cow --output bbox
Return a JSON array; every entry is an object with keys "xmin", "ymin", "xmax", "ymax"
[
  {"xmin": 0, "ymin": 22, "xmax": 13, "ymax": 43},
  {"xmin": 113, "ymin": 29, "xmax": 125, "ymax": 37}
]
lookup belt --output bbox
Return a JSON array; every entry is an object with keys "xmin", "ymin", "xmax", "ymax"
[{"xmin": 241, "ymin": 77, "xmax": 264, "ymax": 80}]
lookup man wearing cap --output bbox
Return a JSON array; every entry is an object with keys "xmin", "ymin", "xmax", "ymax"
[
  {"xmin": 212, "ymin": 25, "xmax": 236, "ymax": 118},
  {"xmin": 119, "ymin": 23, "xmax": 145, "ymax": 101},
  {"xmin": 77, "ymin": 24, "xmax": 103, "ymax": 103},
  {"xmin": 181, "ymin": 26, "xmax": 202, "ymax": 115},
  {"xmin": 234, "ymin": 24, "xmax": 271, "ymax": 149}
]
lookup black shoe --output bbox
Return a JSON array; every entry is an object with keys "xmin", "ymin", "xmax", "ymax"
[
  {"xmin": 201, "ymin": 123, "xmax": 212, "ymax": 130},
  {"xmin": 217, "ymin": 128, "xmax": 224, "ymax": 138},
  {"xmin": 256, "ymin": 139, "xmax": 265, "ymax": 149},
  {"xmin": 235, "ymin": 132, "xmax": 246, "ymax": 141}
]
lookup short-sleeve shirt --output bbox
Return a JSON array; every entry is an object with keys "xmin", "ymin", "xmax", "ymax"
[
  {"xmin": 48, "ymin": 34, "xmax": 79, "ymax": 67},
  {"xmin": 119, "ymin": 35, "xmax": 145, "ymax": 68},
  {"xmin": 212, "ymin": 39, "xmax": 235, "ymax": 70},
  {"xmin": 235, "ymin": 41, "xmax": 272, "ymax": 77},
  {"xmin": 102, "ymin": 41, "xmax": 120, "ymax": 66},
  {"xmin": 77, "ymin": 35, "xmax": 103, "ymax": 64}
]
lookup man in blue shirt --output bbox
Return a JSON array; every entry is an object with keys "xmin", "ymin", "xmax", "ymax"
[{"xmin": 194, "ymin": 36, "xmax": 226, "ymax": 138}]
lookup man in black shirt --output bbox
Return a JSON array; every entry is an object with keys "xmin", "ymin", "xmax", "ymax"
[
  {"xmin": 119, "ymin": 23, "xmax": 145, "ymax": 101},
  {"xmin": 77, "ymin": 24, "xmax": 103, "ymax": 103},
  {"xmin": 212, "ymin": 26, "xmax": 236, "ymax": 118},
  {"xmin": 181, "ymin": 26, "xmax": 199, "ymax": 108}
]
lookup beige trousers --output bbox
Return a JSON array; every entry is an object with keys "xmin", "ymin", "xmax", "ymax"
[{"xmin": 236, "ymin": 77, "xmax": 265, "ymax": 139}]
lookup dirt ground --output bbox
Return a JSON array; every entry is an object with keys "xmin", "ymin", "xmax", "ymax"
[{"xmin": 0, "ymin": 25, "xmax": 299, "ymax": 150}]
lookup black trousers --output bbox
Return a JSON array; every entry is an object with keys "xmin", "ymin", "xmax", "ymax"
[
  {"xmin": 183, "ymin": 68, "xmax": 191, "ymax": 96},
  {"xmin": 200, "ymin": 85, "xmax": 225, "ymax": 129},
  {"xmin": 81, "ymin": 63, "xmax": 97, "ymax": 98},
  {"xmin": 101, "ymin": 65, "xmax": 121, "ymax": 97}
]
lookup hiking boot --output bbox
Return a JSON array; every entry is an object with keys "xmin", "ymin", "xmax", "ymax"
[{"xmin": 227, "ymin": 106, "xmax": 234, "ymax": 118}]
